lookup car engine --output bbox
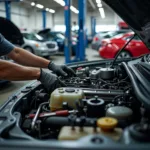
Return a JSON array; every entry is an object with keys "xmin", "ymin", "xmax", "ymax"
[{"xmin": 1, "ymin": 55, "xmax": 150, "ymax": 148}]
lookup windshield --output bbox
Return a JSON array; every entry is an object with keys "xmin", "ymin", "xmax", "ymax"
[
  {"xmin": 56, "ymin": 33, "xmax": 65, "ymax": 39},
  {"xmin": 113, "ymin": 33, "xmax": 125, "ymax": 39},
  {"xmin": 102, "ymin": 31, "xmax": 118, "ymax": 38},
  {"xmin": 124, "ymin": 35, "xmax": 141, "ymax": 41},
  {"xmin": 102, "ymin": 31, "xmax": 129, "ymax": 39},
  {"xmin": 23, "ymin": 33, "xmax": 44, "ymax": 41}
]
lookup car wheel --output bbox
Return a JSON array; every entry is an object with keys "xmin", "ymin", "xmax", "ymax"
[
  {"xmin": 117, "ymin": 50, "xmax": 132, "ymax": 59},
  {"xmin": 97, "ymin": 45, "xmax": 101, "ymax": 51},
  {"xmin": 24, "ymin": 47, "xmax": 34, "ymax": 54}
]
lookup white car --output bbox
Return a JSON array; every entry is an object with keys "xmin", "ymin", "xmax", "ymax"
[{"xmin": 22, "ymin": 32, "xmax": 59, "ymax": 57}]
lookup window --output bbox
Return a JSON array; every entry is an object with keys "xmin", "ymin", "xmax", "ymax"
[
  {"xmin": 124, "ymin": 35, "xmax": 141, "ymax": 41},
  {"xmin": 23, "ymin": 33, "xmax": 44, "ymax": 41}
]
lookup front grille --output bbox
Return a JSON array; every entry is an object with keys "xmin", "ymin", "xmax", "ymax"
[{"xmin": 47, "ymin": 43, "xmax": 56, "ymax": 49}]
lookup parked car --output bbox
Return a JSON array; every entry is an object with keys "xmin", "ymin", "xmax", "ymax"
[
  {"xmin": 38, "ymin": 29, "xmax": 77, "ymax": 54},
  {"xmin": 22, "ymin": 32, "xmax": 58, "ymax": 57},
  {"xmin": 99, "ymin": 32, "xmax": 149, "ymax": 59},
  {"xmin": 0, "ymin": 17, "xmax": 59, "ymax": 58},
  {"xmin": 118, "ymin": 21, "xmax": 129, "ymax": 30},
  {"xmin": 91, "ymin": 30, "xmax": 130, "ymax": 50}
]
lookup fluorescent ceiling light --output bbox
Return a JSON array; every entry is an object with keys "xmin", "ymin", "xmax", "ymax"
[
  {"xmin": 36, "ymin": 4, "xmax": 44, "ymax": 9},
  {"xmin": 49, "ymin": 9, "xmax": 55, "ymax": 13},
  {"xmin": 96, "ymin": 0, "xmax": 101, "ymax": 3},
  {"xmin": 54, "ymin": 0, "xmax": 65, "ymax": 6},
  {"xmin": 31, "ymin": 2, "xmax": 35, "ymax": 6},
  {"xmin": 70, "ymin": 6, "xmax": 79, "ymax": 14},
  {"xmin": 97, "ymin": 3, "xmax": 102, "ymax": 7},
  {"xmin": 45, "ymin": 8, "xmax": 49, "ymax": 11},
  {"xmin": 53, "ymin": 0, "xmax": 78, "ymax": 14},
  {"xmin": 99, "ymin": 7, "xmax": 105, "ymax": 19},
  {"xmin": 45, "ymin": 8, "xmax": 55, "ymax": 13}
]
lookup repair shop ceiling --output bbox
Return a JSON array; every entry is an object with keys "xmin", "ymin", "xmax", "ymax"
[{"xmin": 25, "ymin": 0, "xmax": 107, "ymax": 12}]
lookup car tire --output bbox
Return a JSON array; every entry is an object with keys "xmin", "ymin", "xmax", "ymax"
[
  {"xmin": 44, "ymin": 56, "xmax": 50, "ymax": 59},
  {"xmin": 97, "ymin": 45, "xmax": 101, "ymax": 51},
  {"xmin": 117, "ymin": 50, "xmax": 132, "ymax": 59},
  {"xmin": 24, "ymin": 46, "xmax": 34, "ymax": 54}
]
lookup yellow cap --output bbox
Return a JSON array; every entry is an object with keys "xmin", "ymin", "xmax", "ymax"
[{"xmin": 97, "ymin": 117, "xmax": 118, "ymax": 131}]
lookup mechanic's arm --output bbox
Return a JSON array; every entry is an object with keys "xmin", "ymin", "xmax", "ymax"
[
  {"xmin": 0, "ymin": 59, "xmax": 60, "ymax": 92},
  {"xmin": 7, "ymin": 47, "xmax": 50, "ymax": 68},
  {"xmin": 7, "ymin": 47, "xmax": 75, "ymax": 77},
  {"xmin": 0, "ymin": 59, "xmax": 40, "ymax": 80}
]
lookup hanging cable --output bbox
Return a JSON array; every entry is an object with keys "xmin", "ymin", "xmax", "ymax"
[{"xmin": 111, "ymin": 33, "xmax": 137, "ymax": 68}]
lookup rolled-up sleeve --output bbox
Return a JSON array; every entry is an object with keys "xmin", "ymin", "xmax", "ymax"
[{"xmin": 0, "ymin": 34, "xmax": 15, "ymax": 56}]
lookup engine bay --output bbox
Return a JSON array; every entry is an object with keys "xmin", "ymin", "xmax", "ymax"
[{"xmin": 1, "ymin": 55, "xmax": 150, "ymax": 149}]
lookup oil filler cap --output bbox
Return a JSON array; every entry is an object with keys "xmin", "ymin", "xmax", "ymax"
[
  {"xmin": 97, "ymin": 117, "xmax": 118, "ymax": 131},
  {"xmin": 106, "ymin": 106, "xmax": 133, "ymax": 120}
]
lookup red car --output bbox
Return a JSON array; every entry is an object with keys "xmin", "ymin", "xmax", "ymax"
[{"xmin": 99, "ymin": 32, "xmax": 150, "ymax": 59}]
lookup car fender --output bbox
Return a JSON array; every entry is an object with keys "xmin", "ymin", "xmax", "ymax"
[
  {"xmin": 22, "ymin": 44, "xmax": 35, "ymax": 53},
  {"xmin": 107, "ymin": 43, "xmax": 120, "ymax": 58},
  {"xmin": 99, "ymin": 43, "xmax": 120, "ymax": 58}
]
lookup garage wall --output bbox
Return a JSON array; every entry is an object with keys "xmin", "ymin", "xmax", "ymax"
[
  {"xmin": 0, "ymin": 2, "xmax": 122, "ymax": 34},
  {"xmin": 28, "ymin": 8, "xmax": 53, "ymax": 31},
  {"xmin": 0, "ymin": 2, "xmax": 29, "ymax": 30},
  {"xmin": 53, "ymin": 6, "xmax": 122, "ymax": 34},
  {"xmin": 0, "ymin": 3, "xmax": 5, "ymax": 17},
  {"xmin": 0, "ymin": 2, "xmax": 53, "ymax": 32},
  {"xmin": 11, "ymin": 3, "xmax": 29, "ymax": 30}
]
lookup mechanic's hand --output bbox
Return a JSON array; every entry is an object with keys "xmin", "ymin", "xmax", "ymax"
[
  {"xmin": 48, "ymin": 61, "xmax": 76, "ymax": 77},
  {"xmin": 38, "ymin": 69, "xmax": 66, "ymax": 92}
]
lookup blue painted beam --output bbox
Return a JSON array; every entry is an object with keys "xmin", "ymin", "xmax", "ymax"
[
  {"xmin": 91, "ymin": 16, "xmax": 96, "ymax": 37},
  {"xmin": 42, "ymin": 10, "xmax": 46, "ymax": 29},
  {"xmin": 64, "ymin": 0, "xmax": 71, "ymax": 64},
  {"xmin": 78, "ymin": 0, "xmax": 86, "ymax": 61},
  {"xmin": 5, "ymin": 1, "xmax": 11, "ymax": 20}
]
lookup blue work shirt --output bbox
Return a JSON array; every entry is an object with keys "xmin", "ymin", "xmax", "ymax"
[{"xmin": 0, "ymin": 34, "xmax": 15, "ymax": 56}]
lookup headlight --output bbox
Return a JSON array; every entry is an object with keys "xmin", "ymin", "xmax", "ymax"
[
  {"xmin": 35, "ymin": 43, "xmax": 40, "ymax": 47},
  {"xmin": 35, "ymin": 43, "xmax": 46, "ymax": 48}
]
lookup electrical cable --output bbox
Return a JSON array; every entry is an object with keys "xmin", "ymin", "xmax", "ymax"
[{"xmin": 111, "ymin": 33, "xmax": 137, "ymax": 68}]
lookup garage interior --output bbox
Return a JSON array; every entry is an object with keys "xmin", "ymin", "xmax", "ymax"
[
  {"xmin": 1, "ymin": 0, "xmax": 150, "ymax": 147},
  {"xmin": 0, "ymin": 0, "xmax": 126, "ymax": 104}
]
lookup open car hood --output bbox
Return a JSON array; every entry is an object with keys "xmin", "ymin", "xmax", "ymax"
[
  {"xmin": 0, "ymin": 17, "xmax": 24, "ymax": 45},
  {"xmin": 103, "ymin": 0, "xmax": 150, "ymax": 49},
  {"xmin": 38, "ymin": 28, "xmax": 51, "ymax": 35}
]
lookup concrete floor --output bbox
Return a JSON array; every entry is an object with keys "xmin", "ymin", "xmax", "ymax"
[{"xmin": 0, "ymin": 48, "xmax": 102, "ymax": 105}]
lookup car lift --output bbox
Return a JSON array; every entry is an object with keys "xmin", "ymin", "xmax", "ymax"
[
  {"xmin": 91, "ymin": 16, "xmax": 96, "ymax": 38},
  {"xmin": 64, "ymin": 0, "xmax": 87, "ymax": 63},
  {"xmin": 42, "ymin": 10, "xmax": 47, "ymax": 29},
  {"xmin": 3, "ymin": 0, "xmax": 21, "ymax": 20},
  {"xmin": 4, "ymin": 0, "xmax": 86, "ymax": 63},
  {"xmin": 4, "ymin": 1, "xmax": 11, "ymax": 20},
  {"xmin": 4, "ymin": 0, "xmax": 47, "ymax": 29}
]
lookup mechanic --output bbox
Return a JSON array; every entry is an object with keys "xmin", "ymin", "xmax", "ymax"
[{"xmin": 0, "ymin": 34, "xmax": 75, "ymax": 92}]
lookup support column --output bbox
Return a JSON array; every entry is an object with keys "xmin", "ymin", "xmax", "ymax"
[
  {"xmin": 52, "ymin": 13, "xmax": 55, "ymax": 30},
  {"xmin": 91, "ymin": 16, "xmax": 96, "ymax": 37},
  {"xmin": 42, "ymin": 10, "xmax": 47, "ymax": 29},
  {"xmin": 64, "ymin": 0, "xmax": 71, "ymax": 64},
  {"xmin": 5, "ymin": 1, "xmax": 11, "ymax": 20},
  {"xmin": 78, "ymin": 0, "xmax": 86, "ymax": 61}
]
